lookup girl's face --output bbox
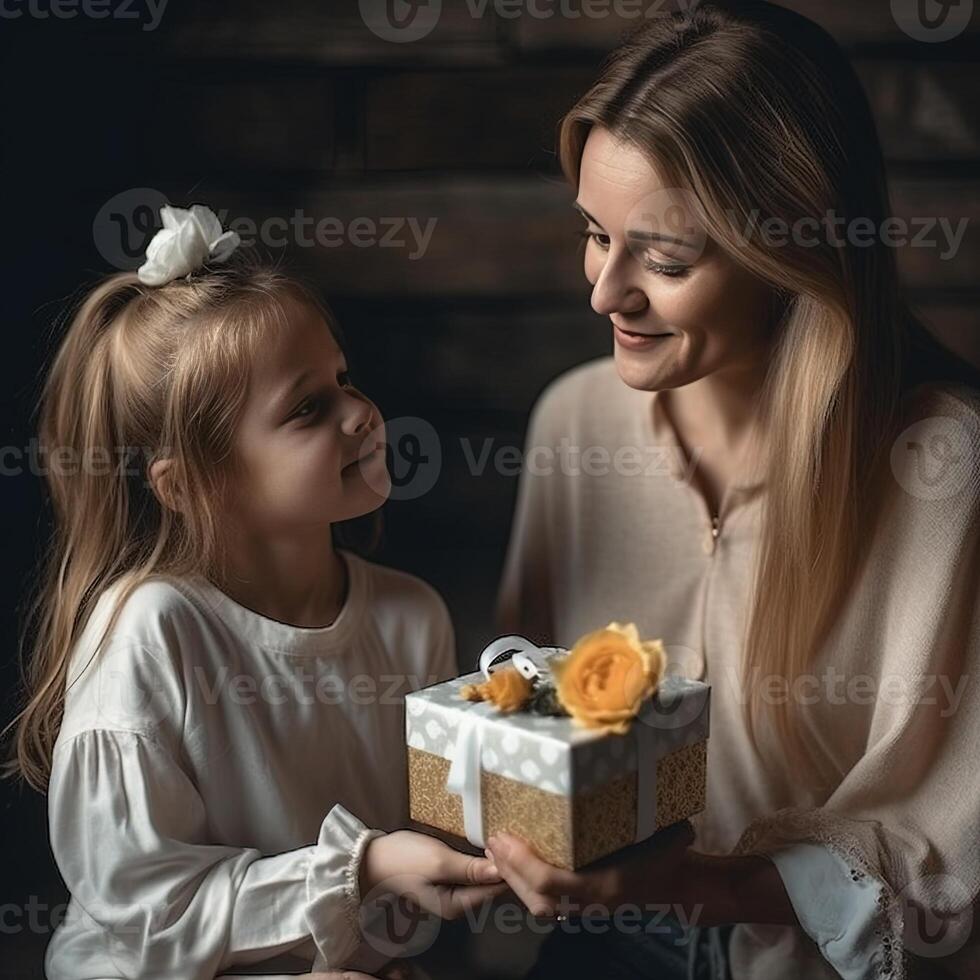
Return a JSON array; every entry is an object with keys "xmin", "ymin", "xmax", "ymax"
[
  {"xmin": 577, "ymin": 126, "xmax": 775, "ymax": 391},
  {"xmin": 226, "ymin": 294, "xmax": 389, "ymax": 534}
]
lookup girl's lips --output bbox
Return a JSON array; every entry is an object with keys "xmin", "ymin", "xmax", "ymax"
[{"xmin": 343, "ymin": 444, "xmax": 385, "ymax": 470}]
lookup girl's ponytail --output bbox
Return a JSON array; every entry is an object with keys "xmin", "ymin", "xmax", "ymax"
[{"xmin": 3, "ymin": 273, "xmax": 151, "ymax": 792}]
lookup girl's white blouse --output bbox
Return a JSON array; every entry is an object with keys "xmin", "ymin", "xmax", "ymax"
[{"xmin": 45, "ymin": 549, "xmax": 456, "ymax": 979}]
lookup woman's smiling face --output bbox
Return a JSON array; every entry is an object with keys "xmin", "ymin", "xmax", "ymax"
[{"xmin": 577, "ymin": 125, "xmax": 776, "ymax": 391}]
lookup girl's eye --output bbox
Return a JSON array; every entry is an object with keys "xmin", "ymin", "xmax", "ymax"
[
  {"xmin": 578, "ymin": 229, "xmax": 610, "ymax": 251},
  {"xmin": 289, "ymin": 373, "xmax": 355, "ymax": 423},
  {"xmin": 293, "ymin": 397, "xmax": 321, "ymax": 421}
]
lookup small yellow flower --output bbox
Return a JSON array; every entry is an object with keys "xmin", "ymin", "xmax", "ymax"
[
  {"xmin": 459, "ymin": 666, "xmax": 533, "ymax": 712},
  {"xmin": 552, "ymin": 622, "xmax": 666, "ymax": 734}
]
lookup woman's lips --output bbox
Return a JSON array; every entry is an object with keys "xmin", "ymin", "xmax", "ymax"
[{"xmin": 613, "ymin": 324, "xmax": 676, "ymax": 350}]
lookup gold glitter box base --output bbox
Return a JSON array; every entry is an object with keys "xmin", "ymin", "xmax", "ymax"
[{"xmin": 407, "ymin": 737, "xmax": 707, "ymax": 870}]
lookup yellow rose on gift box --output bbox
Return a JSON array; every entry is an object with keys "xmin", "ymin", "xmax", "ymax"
[{"xmin": 553, "ymin": 622, "xmax": 667, "ymax": 735}]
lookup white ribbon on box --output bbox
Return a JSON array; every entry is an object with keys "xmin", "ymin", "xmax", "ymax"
[
  {"xmin": 445, "ymin": 700, "xmax": 496, "ymax": 848},
  {"xmin": 447, "ymin": 634, "xmax": 555, "ymax": 848},
  {"xmin": 478, "ymin": 633, "xmax": 564, "ymax": 683},
  {"xmin": 445, "ymin": 634, "xmax": 707, "ymax": 850}
]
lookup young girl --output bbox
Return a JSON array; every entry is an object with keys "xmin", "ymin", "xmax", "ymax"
[{"xmin": 3, "ymin": 205, "xmax": 505, "ymax": 980}]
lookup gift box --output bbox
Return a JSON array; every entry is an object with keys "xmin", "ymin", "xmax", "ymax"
[{"xmin": 405, "ymin": 634, "xmax": 710, "ymax": 870}]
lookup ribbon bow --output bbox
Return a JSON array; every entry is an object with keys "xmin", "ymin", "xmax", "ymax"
[
  {"xmin": 137, "ymin": 204, "xmax": 241, "ymax": 286},
  {"xmin": 477, "ymin": 633, "xmax": 564, "ymax": 684}
]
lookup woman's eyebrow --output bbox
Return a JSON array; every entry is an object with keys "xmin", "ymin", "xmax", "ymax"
[
  {"xmin": 627, "ymin": 228, "xmax": 692, "ymax": 249},
  {"xmin": 575, "ymin": 200, "xmax": 690, "ymax": 248}
]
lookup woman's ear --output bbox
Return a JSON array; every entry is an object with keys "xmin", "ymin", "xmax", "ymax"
[{"xmin": 148, "ymin": 457, "xmax": 184, "ymax": 514}]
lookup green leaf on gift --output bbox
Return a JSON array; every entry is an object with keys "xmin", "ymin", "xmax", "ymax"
[{"xmin": 526, "ymin": 682, "xmax": 569, "ymax": 718}]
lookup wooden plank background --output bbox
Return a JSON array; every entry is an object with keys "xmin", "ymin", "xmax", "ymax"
[
  {"xmin": 118, "ymin": 2, "xmax": 980, "ymax": 656},
  {"xmin": 8, "ymin": 0, "xmax": 978, "ymax": 708}
]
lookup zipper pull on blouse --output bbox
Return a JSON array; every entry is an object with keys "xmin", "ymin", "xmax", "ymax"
[{"xmin": 703, "ymin": 514, "xmax": 721, "ymax": 555}]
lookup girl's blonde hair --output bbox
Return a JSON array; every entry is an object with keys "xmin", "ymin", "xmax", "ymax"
[
  {"xmin": 3, "ymin": 250, "xmax": 382, "ymax": 792},
  {"xmin": 559, "ymin": 0, "xmax": 979, "ymax": 783}
]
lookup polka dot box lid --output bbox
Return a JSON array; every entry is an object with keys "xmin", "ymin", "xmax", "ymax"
[{"xmin": 405, "ymin": 668, "xmax": 710, "ymax": 797}]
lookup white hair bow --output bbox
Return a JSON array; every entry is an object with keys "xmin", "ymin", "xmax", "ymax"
[{"xmin": 137, "ymin": 204, "xmax": 241, "ymax": 286}]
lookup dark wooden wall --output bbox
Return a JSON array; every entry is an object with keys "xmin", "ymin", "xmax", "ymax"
[
  {"xmin": 2, "ymin": 2, "xmax": 978, "ymax": 976},
  {"xmin": 109, "ymin": 0, "xmax": 980, "ymax": 663}
]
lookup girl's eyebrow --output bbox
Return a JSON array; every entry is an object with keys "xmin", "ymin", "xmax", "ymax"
[
  {"xmin": 573, "ymin": 201, "xmax": 602, "ymax": 226},
  {"xmin": 270, "ymin": 356, "xmax": 351, "ymax": 413},
  {"xmin": 272, "ymin": 369, "xmax": 314, "ymax": 412}
]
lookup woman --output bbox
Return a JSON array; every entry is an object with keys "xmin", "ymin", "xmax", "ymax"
[{"xmin": 491, "ymin": 2, "xmax": 980, "ymax": 978}]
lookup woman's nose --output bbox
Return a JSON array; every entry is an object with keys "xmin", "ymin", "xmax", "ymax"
[{"xmin": 590, "ymin": 250, "xmax": 647, "ymax": 318}]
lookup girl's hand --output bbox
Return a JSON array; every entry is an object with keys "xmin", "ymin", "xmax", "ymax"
[
  {"xmin": 359, "ymin": 829, "xmax": 508, "ymax": 919},
  {"xmin": 484, "ymin": 819, "xmax": 696, "ymax": 918}
]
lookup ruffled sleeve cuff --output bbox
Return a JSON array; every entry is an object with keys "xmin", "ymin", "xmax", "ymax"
[
  {"xmin": 766, "ymin": 842, "xmax": 898, "ymax": 980},
  {"xmin": 304, "ymin": 803, "xmax": 386, "ymax": 972},
  {"xmin": 732, "ymin": 810, "xmax": 906, "ymax": 980}
]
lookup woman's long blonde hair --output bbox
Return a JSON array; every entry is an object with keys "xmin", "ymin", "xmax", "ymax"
[
  {"xmin": 559, "ymin": 0, "xmax": 979, "ymax": 783},
  {"xmin": 3, "ymin": 251, "xmax": 382, "ymax": 792}
]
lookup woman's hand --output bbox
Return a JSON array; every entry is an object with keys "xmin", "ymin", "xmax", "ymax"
[
  {"xmin": 359, "ymin": 829, "xmax": 508, "ymax": 920},
  {"xmin": 484, "ymin": 819, "xmax": 696, "ymax": 918},
  {"xmin": 308, "ymin": 958, "xmax": 416, "ymax": 980},
  {"xmin": 309, "ymin": 972, "xmax": 380, "ymax": 979}
]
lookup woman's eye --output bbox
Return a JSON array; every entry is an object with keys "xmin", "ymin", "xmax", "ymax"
[
  {"xmin": 579, "ymin": 230, "xmax": 688, "ymax": 277},
  {"xmin": 641, "ymin": 257, "xmax": 690, "ymax": 278}
]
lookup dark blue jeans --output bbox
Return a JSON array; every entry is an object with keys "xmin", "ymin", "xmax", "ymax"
[{"xmin": 524, "ymin": 912, "xmax": 734, "ymax": 980}]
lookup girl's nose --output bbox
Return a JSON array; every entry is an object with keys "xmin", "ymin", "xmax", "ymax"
[
  {"xmin": 341, "ymin": 391, "xmax": 378, "ymax": 437},
  {"xmin": 591, "ymin": 250, "xmax": 647, "ymax": 318}
]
